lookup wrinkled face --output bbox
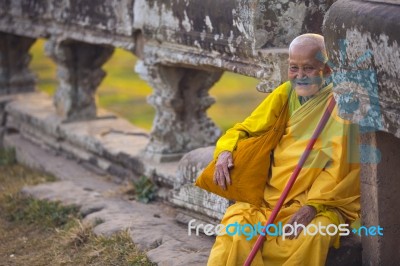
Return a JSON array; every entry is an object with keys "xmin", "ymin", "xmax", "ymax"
[{"xmin": 288, "ymin": 44, "xmax": 327, "ymax": 97}]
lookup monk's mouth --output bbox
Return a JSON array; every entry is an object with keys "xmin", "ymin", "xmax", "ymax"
[{"xmin": 296, "ymin": 82, "xmax": 310, "ymax": 86}]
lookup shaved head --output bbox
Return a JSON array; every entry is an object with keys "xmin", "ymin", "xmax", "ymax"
[
  {"xmin": 289, "ymin": 33, "xmax": 328, "ymax": 64},
  {"xmin": 288, "ymin": 33, "xmax": 331, "ymax": 97}
]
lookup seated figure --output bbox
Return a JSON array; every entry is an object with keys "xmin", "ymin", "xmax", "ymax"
[{"xmin": 208, "ymin": 33, "xmax": 360, "ymax": 266}]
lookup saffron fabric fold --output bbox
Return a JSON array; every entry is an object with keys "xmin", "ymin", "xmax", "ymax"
[{"xmin": 196, "ymin": 93, "xmax": 289, "ymax": 207}]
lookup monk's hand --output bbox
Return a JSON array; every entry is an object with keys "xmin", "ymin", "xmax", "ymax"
[
  {"xmin": 285, "ymin": 205, "xmax": 317, "ymax": 240},
  {"xmin": 214, "ymin": 151, "xmax": 234, "ymax": 190}
]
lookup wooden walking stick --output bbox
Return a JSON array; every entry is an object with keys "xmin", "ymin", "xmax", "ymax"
[{"xmin": 244, "ymin": 97, "xmax": 337, "ymax": 266}]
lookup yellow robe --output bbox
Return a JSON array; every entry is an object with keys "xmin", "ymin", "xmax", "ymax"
[{"xmin": 208, "ymin": 82, "xmax": 360, "ymax": 266}]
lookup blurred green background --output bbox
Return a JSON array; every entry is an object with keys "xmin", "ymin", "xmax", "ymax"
[{"xmin": 29, "ymin": 39, "xmax": 265, "ymax": 132}]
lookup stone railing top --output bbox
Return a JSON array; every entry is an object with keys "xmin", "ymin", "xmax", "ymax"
[
  {"xmin": 133, "ymin": 0, "xmax": 333, "ymax": 57},
  {"xmin": 0, "ymin": 0, "xmax": 335, "ymax": 92},
  {"xmin": 363, "ymin": 0, "xmax": 400, "ymax": 4},
  {"xmin": 0, "ymin": 0, "xmax": 135, "ymax": 50},
  {"xmin": 133, "ymin": 0, "xmax": 334, "ymax": 90}
]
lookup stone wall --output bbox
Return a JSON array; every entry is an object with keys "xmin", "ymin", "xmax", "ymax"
[{"xmin": 323, "ymin": 0, "xmax": 400, "ymax": 264}]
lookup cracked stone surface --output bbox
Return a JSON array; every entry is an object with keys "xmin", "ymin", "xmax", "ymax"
[{"xmin": 6, "ymin": 134, "xmax": 214, "ymax": 266}]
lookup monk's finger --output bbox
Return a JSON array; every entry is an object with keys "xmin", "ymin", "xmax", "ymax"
[
  {"xmin": 284, "ymin": 222, "xmax": 294, "ymax": 236},
  {"xmin": 216, "ymin": 170, "xmax": 226, "ymax": 190},
  {"xmin": 287, "ymin": 230, "xmax": 296, "ymax": 240},
  {"xmin": 286, "ymin": 214, "xmax": 297, "ymax": 226},
  {"xmin": 224, "ymin": 173, "xmax": 232, "ymax": 186},
  {"xmin": 295, "ymin": 226, "xmax": 305, "ymax": 239},
  {"xmin": 222, "ymin": 164, "xmax": 231, "ymax": 186},
  {"xmin": 227, "ymin": 156, "xmax": 234, "ymax": 169},
  {"xmin": 214, "ymin": 171, "xmax": 222, "ymax": 187},
  {"xmin": 296, "ymin": 211, "xmax": 313, "ymax": 227},
  {"xmin": 284, "ymin": 217, "xmax": 298, "ymax": 239},
  {"xmin": 288, "ymin": 223, "xmax": 303, "ymax": 240},
  {"xmin": 218, "ymin": 178, "xmax": 226, "ymax": 190}
]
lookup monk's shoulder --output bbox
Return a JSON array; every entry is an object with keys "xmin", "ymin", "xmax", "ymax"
[{"xmin": 267, "ymin": 81, "xmax": 291, "ymax": 102}]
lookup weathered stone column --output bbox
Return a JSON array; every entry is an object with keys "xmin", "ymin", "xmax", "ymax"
[
  {"xmin": 360, "ymin": 131, "xmax": 400, "ymax": 266},
  {"xmin": 0, "ymin": 32, "xmax": 36, "ymax": 95},
  {"xmin": 136, "ymin": 61, "xmax": 223, "ymax": 161},
  {"xmin": 359, "ymin": 132, "xmax": 379, "ymax": 265},
  {"xmin": 372, "ymin": 131, "xmax": 400, "ymax": 266},
  {"xmin": 45, "ymin": 39, "xmax": 114, "ymax": 121},
  {"xmin": 324, "ymin": 0, "xmax": 400, "ymax": 264}
]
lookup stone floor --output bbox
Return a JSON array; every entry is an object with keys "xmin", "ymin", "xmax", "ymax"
[{"xmin": 4, "ymin": 133, "xmax": 214, "ymax": 266}]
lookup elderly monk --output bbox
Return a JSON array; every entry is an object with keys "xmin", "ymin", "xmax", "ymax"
[{"xmin": 207, "ymin": 33, "xmax": 360, "ymax": 265}]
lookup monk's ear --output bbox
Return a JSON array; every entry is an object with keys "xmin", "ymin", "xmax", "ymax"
[{"xmin": 323, "ymin": 64, "xmax": 332, "ymax": 76}]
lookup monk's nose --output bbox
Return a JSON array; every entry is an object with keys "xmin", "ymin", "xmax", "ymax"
[{"xmin": 297, "ymin": 68, "xmax": 306, "ymax": 78}]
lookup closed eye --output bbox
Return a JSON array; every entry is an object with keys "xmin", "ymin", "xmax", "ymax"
[{"xmin": 303, "ymin": 66, "xmax": 316, "ymax": 72}]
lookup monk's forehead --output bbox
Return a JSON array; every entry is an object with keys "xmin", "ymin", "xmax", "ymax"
[
  {"xmin": 290, "ymin": 42, "xmax": 321, "ymax": 54},
  {"xmin": 289, "ymin": 44, "xmax": 324, "ymax": 62}
]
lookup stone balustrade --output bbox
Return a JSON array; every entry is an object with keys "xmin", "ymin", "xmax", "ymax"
[{"xmin": 0, "ymin": 0, "xmax": 335, "ymax": 160}]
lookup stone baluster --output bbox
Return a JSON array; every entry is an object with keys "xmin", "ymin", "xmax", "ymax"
[
  {"xmin": 0, "ymin": 32, "xmax": 36, "ymax": 95},
  {"xmin": 360, "ymin": 131, "xmax": 400, "ymax": 266},
  {"xmin": 136, "ymin": 61, "xmax": 223, "ymax": 161},
  {"xmin": 45, "ymin": 39, "xmax": 114, "ymax": 121}
]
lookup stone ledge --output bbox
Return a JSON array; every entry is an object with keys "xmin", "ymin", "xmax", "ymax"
[
  {"xmin": 1, "ymin": 92, "xmax": 179, "ymax": 187},
  {"xmin": 0, "ymin": 0, "xmax": 135, "ymax": 49},
  {"xmin": 172, "ymin": 146, "xmax": 230, "ymax": 221}
]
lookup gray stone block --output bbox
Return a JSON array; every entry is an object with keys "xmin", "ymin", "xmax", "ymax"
[
  {"xmin": 171, "ymin": 146, "xmax": 229, "ymax": 221},
  {"xmin": 326, "ymin": 234, "xmax": 362, "ymax": 266}
]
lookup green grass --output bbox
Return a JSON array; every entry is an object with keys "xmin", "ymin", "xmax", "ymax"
[
  {"xmin": 29, "ymin": 39, "xmax": 265, "ymax": 132},
  {"xmin": 0, "ymin": 154, "xmax": 155, "ymax": 266},
  {"xmin": 0, "ymin": 147, "xmax": 16, "ymax": 166},
  {"xmin": 130, "ymin": 175, "xmax": 158, "ymax": 203},
  {"xmin": 3, "ymin": 194, "xmax": 80, "ymax": 228}
]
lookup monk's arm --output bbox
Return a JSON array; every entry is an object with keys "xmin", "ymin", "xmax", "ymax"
[{"xmin": 213, "ymin": 82, "xmax": 291, "ymax": 160}]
